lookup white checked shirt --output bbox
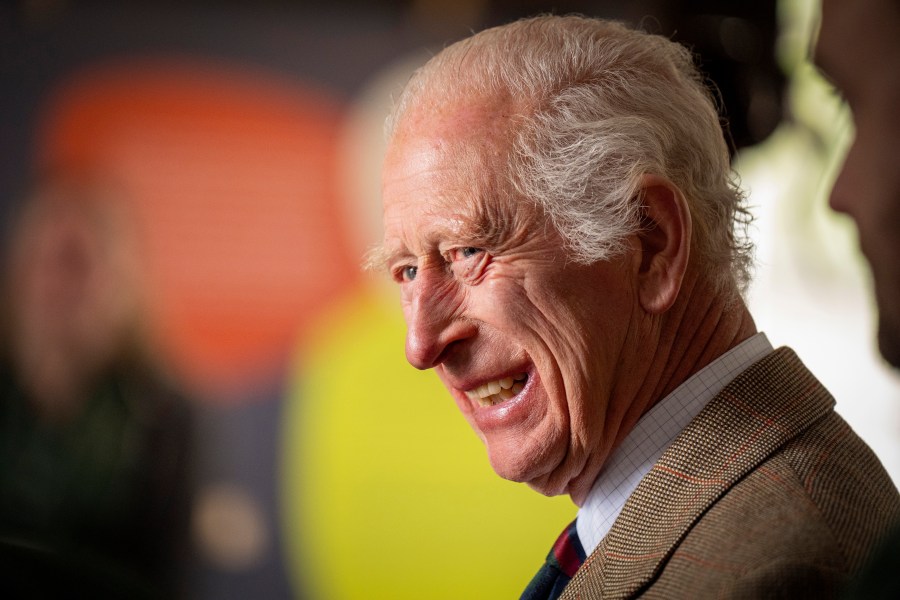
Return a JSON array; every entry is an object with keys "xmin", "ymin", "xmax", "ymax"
[{"xmin": 576, "ymin": 332, "xmax": 773, "ymax": 554}]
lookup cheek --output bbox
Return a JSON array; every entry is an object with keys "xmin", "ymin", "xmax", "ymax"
[
  {"xmin": 465, "ymin": 274, "xmax": 528, "ymax": 323},
  {"xmin": 842, "ymin": 98, "xmax": 900, "ymax": 204},
  {"xmin": 830, "ymin": 132, "xmax": 874, "ymax": 227},
  {"xmin": 836, "ymin": 128, "xmax": 900, "ymax": 228}
]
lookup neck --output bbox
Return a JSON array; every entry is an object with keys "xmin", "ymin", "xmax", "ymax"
[
  {"xmin": 645, "ymin": 272, "xmax": 756, "ymax": 408},
  {"xmin": 567, "ymin": 268, "xmax": 756, "ymax": 505}
]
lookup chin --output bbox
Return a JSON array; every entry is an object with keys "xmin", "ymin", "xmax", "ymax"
[
  {"xmin": 877, "ymin": 317, "xmax": 900, "ymax": 369},
  {"xmin": 485, "ymin": 440, "xmax": 568, "ymax": 496}
]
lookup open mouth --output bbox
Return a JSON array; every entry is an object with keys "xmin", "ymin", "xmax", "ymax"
[{"xmin": 465, "ymin": 373, "xmax": 527, "ymax": 407}]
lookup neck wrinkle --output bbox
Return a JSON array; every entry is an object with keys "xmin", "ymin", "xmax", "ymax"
[
  {"xmin": 567, "ymin": 271, "xmax": 756, "ymax": 507},
  {"xmin": 616, "ymin": 269, "xmax": 756, "ymax": 451},
  {"xmin": 651, "ymin": 269, "xmax": 757, "ymax": 410}
]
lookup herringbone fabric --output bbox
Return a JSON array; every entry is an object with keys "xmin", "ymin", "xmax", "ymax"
[{"xmin": 561, "ymin": 347, "xmax": 900, "ymax": 599}]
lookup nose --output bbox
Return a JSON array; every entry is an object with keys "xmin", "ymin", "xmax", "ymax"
[
  {"xmin": 403, "ymin": 274, "xmax": 473, "ymax": 370},
  {"xmin": 829, "ymin": 165, "xmax": 850, "ymax": 216},
  {"xmin": 828, "ymin": 137, "xmax": 858, "ymax": 217}
]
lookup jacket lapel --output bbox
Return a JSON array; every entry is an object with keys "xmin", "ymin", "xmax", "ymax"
[{"xmin": 561, "ymin": 347, "xmax": 835, "ymax": 599}]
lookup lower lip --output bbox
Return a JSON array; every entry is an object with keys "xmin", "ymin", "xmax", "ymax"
[{"xmin": 466, "ymin": 372, "xmax": 538, "ymax": 433}]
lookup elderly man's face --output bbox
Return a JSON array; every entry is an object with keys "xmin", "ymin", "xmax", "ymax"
[
  {"xmin": 817, "ymin": 0, "xmax": 900, "ymax": 366},
  {"xmin": 380, "ymin": 100, "xmax": 641, "ymax": 498}
]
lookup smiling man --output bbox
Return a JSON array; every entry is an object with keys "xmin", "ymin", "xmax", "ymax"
[{"xmin": 373, "ymin": 15, "xmax": 900, "ymax": 599}]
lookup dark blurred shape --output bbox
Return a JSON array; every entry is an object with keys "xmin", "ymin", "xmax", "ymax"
[
  {"xmin": 665, "ymin": 2, "xmax": 784, "ymax": 153},
  {"xmin": 488, "ymin": 0, "xmax": 785, "ymax": 154},
  {"xmin": 189, "ymin": 394, "xmax": 295, "ymax": 600},
  {"xmin": 0, "ymin": 176, "xmax": 193, "ymax": 597}
]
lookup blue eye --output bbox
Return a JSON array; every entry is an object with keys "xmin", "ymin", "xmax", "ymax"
[
  {"xmin": 460, "ymin": 247, "xmax": 482, "ymax": 258},
  {"xmin": 402, "ymin": 265, "xmax": 418, "ymax": 281}
]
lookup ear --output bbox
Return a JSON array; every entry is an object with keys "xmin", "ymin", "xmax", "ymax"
[{"xmin": 633, "ymin": 174, "xmax": 691, "ymax": 314}]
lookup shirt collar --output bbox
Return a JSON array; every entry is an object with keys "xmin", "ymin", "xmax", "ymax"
[{"xmin": 576, "ymin": 332, "xmax": 773, "ymax": 554}]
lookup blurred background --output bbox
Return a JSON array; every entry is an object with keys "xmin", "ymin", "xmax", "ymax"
[{"xmin": 0, "ymin": 0, "xmax": 897, "ymax": 598}]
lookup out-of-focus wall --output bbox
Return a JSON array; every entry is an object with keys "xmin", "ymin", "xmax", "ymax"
[{"xmin": 1, "ymin": 1, "xmax": 895, "ymax": 599}]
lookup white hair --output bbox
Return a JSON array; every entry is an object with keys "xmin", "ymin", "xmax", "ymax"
[{"xmin": 387, "ymin": 15, "xmax": 753, "ymax": 294}]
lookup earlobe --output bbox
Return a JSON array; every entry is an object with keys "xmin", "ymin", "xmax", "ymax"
[{"xmin": 634, "ymin": 174, "xmax": 691, "ymax": 314}]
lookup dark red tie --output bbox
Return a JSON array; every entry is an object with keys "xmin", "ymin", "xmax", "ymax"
[{"xmin": 521, "ymin": 519, "xmax": 586, "ymax": 600}]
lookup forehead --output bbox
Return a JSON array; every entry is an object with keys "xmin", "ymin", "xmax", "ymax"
[
  {"xmin": 387, "ymin": 96, "xmax": 517, "ymax": 182},
  {"xmin": 380, "ymin": 98, "xmax": 523, "ymax": 246},
  {"xmin": 817, "ymin": 0, "xmax": 900, "ymax": 74}
]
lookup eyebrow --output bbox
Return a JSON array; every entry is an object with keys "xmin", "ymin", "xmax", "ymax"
[
  {"xmin": 363, "ymin": 188, "xmax": 531, "ymax": 274},
  {"xmin": 362, "ymin": 243, "xmax": 396, "ymax": 273}
]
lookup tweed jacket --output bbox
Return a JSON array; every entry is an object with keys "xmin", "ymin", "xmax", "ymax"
[{"xmin": 561, "ymin": 347, "xmax": 900, "ymax": 599}]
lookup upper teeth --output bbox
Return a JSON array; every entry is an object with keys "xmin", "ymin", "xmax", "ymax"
[{"xmin": 467, "ymin": 373, "xmax": 527, "ymax": 406}]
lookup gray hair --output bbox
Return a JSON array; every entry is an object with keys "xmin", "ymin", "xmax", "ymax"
[{"xmin": 387, "ymin": 15, "xmax": 753, "ymax": 294}]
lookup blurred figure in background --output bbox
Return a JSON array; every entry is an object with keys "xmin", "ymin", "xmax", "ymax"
[
  {"xmin": 0, "ymin": 175, "xmax": 193, "ymax": 597},
  {"xmin": 817, "ymin": 0, "xmax": 900, "ymax": 370},
  {"xmin": 816, "ymin": 0, "xmax": 900, "ymax": 597}
]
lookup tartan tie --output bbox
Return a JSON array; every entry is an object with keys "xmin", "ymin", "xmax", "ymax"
[{"xmin": 521, "ymin": 519, "xmax": 586, "ymax": 600}]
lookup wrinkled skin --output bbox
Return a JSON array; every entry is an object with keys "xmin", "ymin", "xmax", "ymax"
[{"xmin": 379, "ymin": 100, "xmax": 650, "ymax": 501}]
